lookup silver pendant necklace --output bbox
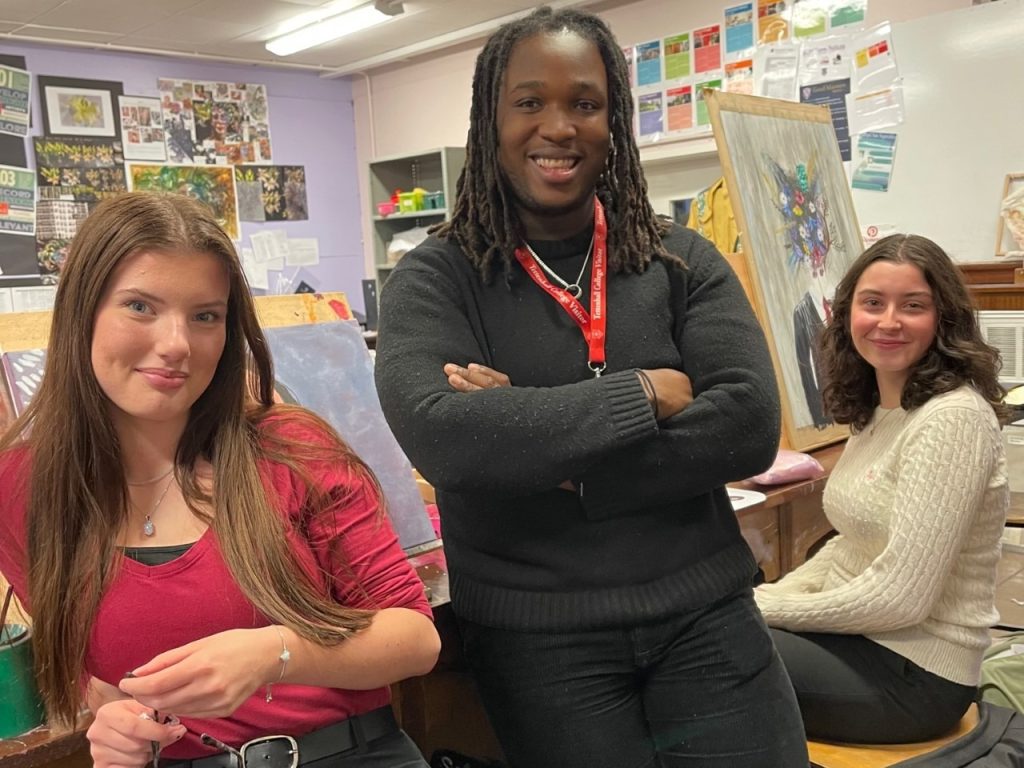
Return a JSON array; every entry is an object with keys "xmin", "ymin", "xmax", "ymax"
[
  {"xmin": 523, "ymin": 235, "xmax": 595, "ymax": 299},
  {"xmin": 140, "ymin": 473, "xmax": 175, "ymax": 537}
]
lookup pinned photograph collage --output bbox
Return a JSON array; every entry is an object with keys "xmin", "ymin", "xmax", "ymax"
[{"xmin": 0, "ymin": 70, "xmax": 315, "ymax": 313}]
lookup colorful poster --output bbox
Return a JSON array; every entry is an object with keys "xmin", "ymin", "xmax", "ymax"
[
  {"xmin": 851, "ymin": 132, "xmax": 897, "ymax": 192},
  {"xmin": 831, "ymin": 0, "xmax": 867, "ymax": 29},
  {"xmin": 0, "ymin": 165, "xmax": 34, "ymax": 236},
  {"xmin": 793, "ymin": 0, "xmax": 827, "ymax": 37},
  {"xmin": 725, "ymin": 3, "xmax": 755, "ymax": 55},
  {"xmin": 695, "ymin": 79, "xmax": 722, "ymax": 126},
  {"xmin": 622, "ymin": 46, "xmax": 635, "ymax": 88},
  {"xmin": 128, "ymin": 163, "xmax": 239, "ymax": 239},
  {"xmin": 157, "ymin": 79, "xmax": 272, "ymax": 165},
  {"xmin": 758, "ymin": 0, "xmax": 790, "ymax": 43},
  {"xmin": 693, "ymin": 25, "xmax": 723, "ymax": 74},
  {"xmin": 637, "ymin": 92, "xmax": 664, "ymax": 139},
  {"xmin": 636, "ymin": 40, "xmax": 663, "ymax": 87},
  {"xmin": 725, "ymin": 59, "xmax": 755, "ymax": 94},
  {"xmin": 0, "ymin": 65, "xmax": 31, "ymax": 137},
  {"xmin": 663, "ymin": 34, "xmax": 691, "ymax": 80},
  {"xmin": 119, "ymin": 95, "xmax": 167, "ymax": 162},
  {"xmin": 234, "ymin": 165, "xmax": 308, "ymax": 222},
  {"xmin": 853, "ymin": 24, "xmax": 897, "ymax": 92},
  {"xmin": 799, "ymin": 79, "xmax": 852, "ymax": 160},
  {"xmin": 666, "ymin": 85, "xmax": 693, "ymax": 132}
]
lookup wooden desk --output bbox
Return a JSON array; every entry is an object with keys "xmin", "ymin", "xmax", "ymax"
[
  {"xmin": 0, "ymin": 720, "xmax": 90, "ymax": 768},
  {"xmin": 731, "ymin": 442, "xmax": 844, "ymax": 581}
]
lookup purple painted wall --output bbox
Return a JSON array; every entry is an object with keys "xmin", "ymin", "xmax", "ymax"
[{"xmin": 0, "ymin": 42, "xmax": 369, "ymax": 313}]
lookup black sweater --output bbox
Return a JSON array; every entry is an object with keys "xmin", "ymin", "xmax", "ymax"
[{"xmin": 375, "ymin": 223, "xmax": 781, "ymax": 631}]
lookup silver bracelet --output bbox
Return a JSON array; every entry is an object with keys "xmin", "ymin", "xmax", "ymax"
[{"xmin": 265, "ymin": 626, "xmax": 291, "ymax": 703}]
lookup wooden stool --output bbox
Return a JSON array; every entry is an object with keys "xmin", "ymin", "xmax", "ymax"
[{"xmin": 808, "ymin": 703, "xmax": 979, "ymax": 767}]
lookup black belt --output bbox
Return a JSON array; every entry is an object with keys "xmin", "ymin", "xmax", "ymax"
[{"xmin": 162, "ymin": 705, "xmax": 399, "ymax": 768}]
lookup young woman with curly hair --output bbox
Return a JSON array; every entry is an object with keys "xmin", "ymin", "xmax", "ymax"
[{"xmin": 756, "ymin": 233, "xmax": 1009, "ymax": 744}]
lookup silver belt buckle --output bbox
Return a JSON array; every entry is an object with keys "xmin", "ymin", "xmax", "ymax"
[{"xmin": 239, "ymin": 735, "xmax": 299, "ymax": 768}]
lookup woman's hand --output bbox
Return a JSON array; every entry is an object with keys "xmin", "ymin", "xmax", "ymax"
[
  {"xmin": 640, "ymin": 369, "xmax": 693, "ymax": 421},
  {"xmin": 444, "ymin": 363, "xmax": 510, "ymax": 392},
  {"xmin": 87, "ymin": 699, "xmax": 186, "ymax": 768},
  {"xmin": 87, "ymin": 676, "xmax": 131, "ymax": 714},
  {"xmin": 118, "ymin": 627, "xmax": 280, "ymax": 719}
]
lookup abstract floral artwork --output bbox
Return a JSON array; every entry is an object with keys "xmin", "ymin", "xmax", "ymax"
[{"xmin": 707, "ymin": 90, "xmax": 862, "ymax": 450}]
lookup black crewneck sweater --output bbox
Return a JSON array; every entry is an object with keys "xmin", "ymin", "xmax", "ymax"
[{"xmin": 375, "ymin": 223, "xmax": 780, "ymax": 631}]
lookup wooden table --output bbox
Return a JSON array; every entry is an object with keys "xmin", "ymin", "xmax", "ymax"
[
  {"xmin": 0, "ymin": 720, "xmax": 90, "ymax": 768},
  {"xmin": 731, "ymin": 442, "xmax": 844, "ymax": 582}
]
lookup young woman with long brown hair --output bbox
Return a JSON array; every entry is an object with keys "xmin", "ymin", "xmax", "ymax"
[{"xmin": 0, "ymin": 191, "xmax": 439, "ymax": 768}]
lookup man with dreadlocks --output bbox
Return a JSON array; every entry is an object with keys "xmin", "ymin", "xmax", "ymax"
[{"xmin": 375, "ymin": 6, "xmax": 807, "ymax": 766}]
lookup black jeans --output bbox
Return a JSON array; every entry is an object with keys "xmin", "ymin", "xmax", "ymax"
[
  {"xmin": 458, "ymin": 589, "xmax": 808, "ymax": 768},
  {"xmin": 771, "ymin": 628, "xmax": 977, "ymax": 744}
]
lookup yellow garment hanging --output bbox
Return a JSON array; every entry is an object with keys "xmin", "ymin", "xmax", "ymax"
[{"xmin": 686, "ymin": 177, "xmax": 741, "ymax": 254}]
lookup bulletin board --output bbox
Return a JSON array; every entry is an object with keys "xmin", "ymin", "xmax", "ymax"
[{"xmin": 850, "ymin": 0, "xmax": 1024, "ymax": 261}]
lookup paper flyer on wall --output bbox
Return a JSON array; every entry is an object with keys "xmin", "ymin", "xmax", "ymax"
[
  {"xmin": 793, "ymin": 0, "xmax": 827, "ymax": 38},
  {"xmin": 851, "ymin": 131, "xmax": 897, "ymax": 192},
  {"xmin": 799, "ymin": 36, "xmax": 852, "ymax": 86},
  {"xmin": 635, "ymin": 40, "xmax": 663, "ymax": 87},
  {"xmin": 725, "ymin": 59, "xmax": 755, "ymax": 94},
  {"xmin": 119, "ymin": 95, "xmax": 167, "ymax": 162},
  {"xmin": 693, "ymin": 24, "xmax": 723, "ymax": 74},
  {"xmin": 846, "ymin": 84, "xmax": 904, "ymax": 135},
  {"xmin": 665, "ymin": 85, "xmax": 694, "ymax": 132},
  {"xmin": 754, "ymin": 42, "xmax": 799, "ymax": 100},
  {"xmin": 0, "ymin": 165, "xmax": 35, "ymax": 237},
  {"xmin": 758, "ymin": 0, "xmax": 790, "ymax": 44},
  {"xmin": 725, "ymin": 3, "xmax": 755, "ymax": 56},
  {"xmin": 637, "ymin": 91, "xmax": 664, "ymax": 140},
  {"xmin": 622, "ymin": 46, "xmax": 635, "ymax": 88},
  {"xmin": 852, "ymin": 22, "xmax": 898, "ymax": 92},
  {"xmin": 695, "ymin": 79, "xmax": 722, "ymax": 126},
  {"xmin": 285, "ymin": 238, "xmax": 319, "ymax": 267},
  {"xmin": 0, "ymin": 65, "xmax": 31, "ymax": 137},
  {"xmin": 799, "ymin": 79, "xmax": 852, "ymax": 160},
  {"xmin": 830, "ymin": 0, "xmax": 867, "ymax": 30},
  {"xmin": 663, "ymin": 34, "xmax": 691, "ymax": 80}
]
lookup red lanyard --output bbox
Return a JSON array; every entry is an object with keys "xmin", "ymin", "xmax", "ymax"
[{"xmin": 514, "ymin": 198, "xmax": 608, "ymax": 377}]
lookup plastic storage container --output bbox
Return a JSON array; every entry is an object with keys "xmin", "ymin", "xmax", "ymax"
[{"xmin": 0, "ymin": 624, "xmax": 45, "ymax": 738}]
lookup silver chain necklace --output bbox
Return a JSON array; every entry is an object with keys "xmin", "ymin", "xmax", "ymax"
[
  {"xmin": 140, "ymin": 473, "xmax": 175, "ymax": 537},
  {"xmin": 523, "ymin": 235, "xmax": 595, "ymax": 299}
]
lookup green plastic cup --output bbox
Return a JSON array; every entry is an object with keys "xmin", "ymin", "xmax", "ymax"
[{"xmin": 0, "ymin": 624, "xmax": 45, "ymax": 738}]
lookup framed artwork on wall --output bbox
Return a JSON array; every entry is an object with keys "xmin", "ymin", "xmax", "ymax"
[
  {"xmin": 996, "ymin": 173, "xmax": 1024, "ymax": 257},
  {"xmin": 38, "ymin": 76, "xmax": 123, "ymax": 138},
  {"xmin": 706, "ymin": 90, "xmax": 863, "ymax": 452}
]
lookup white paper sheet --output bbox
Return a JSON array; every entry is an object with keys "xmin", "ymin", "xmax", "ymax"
[{"xmin": 286, "ymin": 238, "xmax": 320, "ymax": 266}]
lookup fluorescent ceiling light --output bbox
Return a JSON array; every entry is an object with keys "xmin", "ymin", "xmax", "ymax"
[{"xmin": 266, "ymin": 1, "xmax": 403, "ymax": 57}]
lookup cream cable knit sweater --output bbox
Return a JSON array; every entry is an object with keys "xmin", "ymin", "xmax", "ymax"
[{"xmin": 755, "ymin": 386, "xmax": 1008, "ymax": 686}]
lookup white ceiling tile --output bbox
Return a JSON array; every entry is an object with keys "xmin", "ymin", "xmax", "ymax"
[
  {"xmin": 0, "ymin": 0, "xmax": 66, "ymax": 24},
  {"xmin": 32, "ymin": 0, "xmax": 173, "ymax": 34},
  {"xmin": 0, "ymin": 0, "xmax": 617, "ymax": 73}
]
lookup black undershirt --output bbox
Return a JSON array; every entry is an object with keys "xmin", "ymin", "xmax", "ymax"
[{"xmin": 122, "ymin": 542, "xmax": 194, "ymax": 566}]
